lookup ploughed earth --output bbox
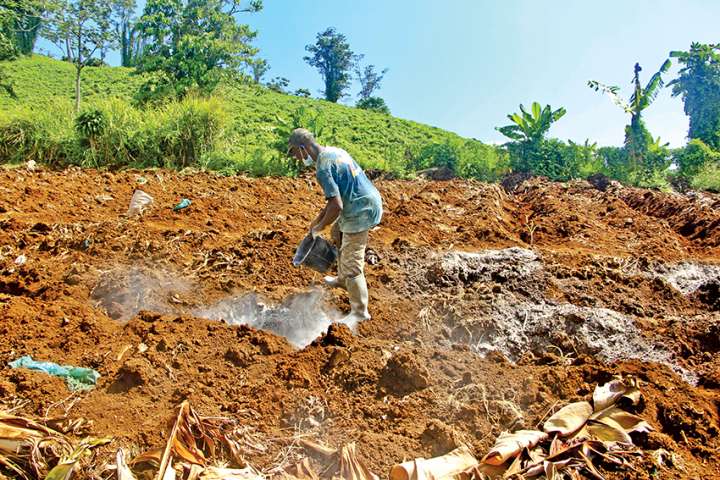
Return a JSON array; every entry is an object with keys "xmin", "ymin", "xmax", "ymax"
[{"xmin": 0, "ymin": 167, "xmax": 719, "ymax": 479}]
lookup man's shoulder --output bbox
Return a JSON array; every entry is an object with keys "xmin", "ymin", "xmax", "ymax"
[{"xmin": 319, "ymin": 147, "xmax": 352, "ymax": 162}]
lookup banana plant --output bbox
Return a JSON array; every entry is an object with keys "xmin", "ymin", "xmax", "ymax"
[
  {"xmin": 588, "ymin": 60, "xmax": 671, "ymax": 127},
  {"xmin": 589, "ymin": 60, "xmax": 672, "ymax": 169},
  {"xmin": 496, "ymin": 102, "xmax": 567, "ymax": 144}
]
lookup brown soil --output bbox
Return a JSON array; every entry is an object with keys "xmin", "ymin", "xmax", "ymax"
[{"xmin": 1, "ymin": 168, "xmax": 719, "ymax": 479}]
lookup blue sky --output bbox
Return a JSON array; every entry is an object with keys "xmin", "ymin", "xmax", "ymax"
[{"xmin": 37, "ymin": 0, "xmax": 720, "ymax": 147}]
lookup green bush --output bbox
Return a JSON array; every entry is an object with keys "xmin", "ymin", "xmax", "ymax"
[
  {"xmin": 157, "ymin": 96, "xmax": 228, "ymax": 168},
  {"xmin": 356, "ymin": 97, "xmax": 390, "ymax": 115},
  {"xmin": 0, "ymin": 32, "xmax": 17, "ymax": 61},
  {"xmin": 0, "ymin": 103, "xmax": 78, "ymax": 166},
  {"xmin": 75, "ymin": 108, "xmax": 107, "ymax": 144},
  {"xmin": 689, "ymin": 162, "xmax": 720, "ymax": 192},
  {"xmin": 565, "ymin": 140, "xmax": 604, "ymax": 178},
  {"xmin": 0, "ymin": 117, "xmax": 36, "ymax": 162},
  {"xmin": 598, "ymin": 146, "xmax": 629, "ymax": 181},
  {"xmin": 405, "ymin": 139, "xmax": 508, "ymax": 180},
  {"xmin": 673, "ymin": 139, "xmax": 720, "ymax": 177},
  {"xmin": 202, "ymin": 149, "xmax": 296, "ymax": 177},
  {"xmin": 0, "ymin": 95, "xmax": 230, "ymax": 169},
  {"xmin": 412, "ymin": 142, "xmax": 459, "ymax": 172},
  {"xmin": 457, "ymin": 140, "xmax": 509, "ymax": 181},
  {"xmin": 505, "ymin": 138, "xmax": 604, "ymax": 181}
]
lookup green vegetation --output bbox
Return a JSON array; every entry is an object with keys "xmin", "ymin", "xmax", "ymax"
[
  {"xmin": 304, "ymin": 28, "xmax": 356, "ymax": 103},
  {"xmin": 2, "ymin": 31, "xmax": 720, "ymax": 193},
  {"xmin": 356, "ymin": 96, "xmax": 390, "ymax": 115},
  {"xmin": 588, "ymin": 60, "xmax": 673, "ymax": 187},
  {"xmin": 135, "ymin": 0, "xmax": 261, "ymax": 103},
  {"xmin": 1, "ymin": 0, "xmax": 42, "ymax": 59},
  {"xmin": 42, "ymin": 0, "xmax": 115, "ymax": 112},
  {"xmin": 0, "ymin": 55, "xmax": 508, "ymax": 179},
  {"xmin": 497, "ymin": 102, "xmax": 568, "ymax": 177},
  {"xmin": 669, "ymin": 43, "xmax": 720, "ymax": 149}
]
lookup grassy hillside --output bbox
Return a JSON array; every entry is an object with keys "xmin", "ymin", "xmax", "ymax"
[{"xmin": 0, "ymin": 56, "xmax": 506, "ymax": 178}]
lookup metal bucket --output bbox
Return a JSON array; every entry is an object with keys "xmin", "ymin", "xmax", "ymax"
[{"xmin": 293, "ymin": 235, "xmax": 337, "ymax": 273}]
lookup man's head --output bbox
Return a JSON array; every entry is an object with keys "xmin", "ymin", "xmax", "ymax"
[{"xmin": 288, "ymin": 128, "xmax": 317, "ymax": 164}]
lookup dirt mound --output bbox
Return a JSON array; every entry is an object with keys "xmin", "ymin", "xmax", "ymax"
[
  {"xmin": 618, "ymin": 187, "xmax": 720, "ymax": 249},
  {"xmin": 0, "ymin": 168, "xmax": 718, "ymax": 479}
]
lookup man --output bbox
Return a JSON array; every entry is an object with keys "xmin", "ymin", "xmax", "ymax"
[{"xmin": 288, "ymin": 128, "xmax": 383, "ymax": 322}]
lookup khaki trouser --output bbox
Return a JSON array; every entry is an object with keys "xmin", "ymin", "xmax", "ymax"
[{"xmin": 331, "ymin": 222, "xmax": 368, "ymax": 282}]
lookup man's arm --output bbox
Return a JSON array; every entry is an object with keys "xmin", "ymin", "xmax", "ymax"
[{"xmin": 310, "ymin": 196, "xmax": 343, "ymax": 235}]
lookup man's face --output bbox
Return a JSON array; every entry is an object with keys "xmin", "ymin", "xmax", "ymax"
[{"xmin": 288, "ymin": 144, "xmax": 306, "ymax": 161}]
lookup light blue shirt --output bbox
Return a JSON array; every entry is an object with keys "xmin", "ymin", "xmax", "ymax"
[{"xmin": 316, "ymin": 147, "xmax": 383, "ymax": 233}]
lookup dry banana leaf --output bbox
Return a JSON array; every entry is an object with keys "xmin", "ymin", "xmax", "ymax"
[
  {"xmin": 43, "ymin": 437, "xmax": 111, "ymax": 480},
  {"xmin": 338, "ymin": 443, "xmax": 379, "ymax": 480},
  {"xmin": 480, "ymin": 430, "xmax": 547, "ymax": 466},
  {"xmin": 283, "ymin": 458, "xmax": 319, "ymax": 480},
  {"xmin": 199, "ymin": 466, "xmax": 263, "ymax": 480},
  {"xmin": 390, "ymin": 445, "xmax": 478, "ymax": 480},
  {"xmin": 586, "ymin": 418, "xmax": 632, "ymax": 444},
  {"xmin": 299, "ymin": 439, "xmax": 337, "ymax": 459},
  {"xmin": 543, "ymin": 402, "xmax": 592, "ymax": 436},
  {"xmin": 116, "ymin": 449, "xmax": 138, "ymax": 480},
  {"xmin": 592, "ymin": 379, "xmax": 640, "ymax": 412},
  {"xmin": 589, "ymin": 407, "xmax": 651, "ymax": 435}
]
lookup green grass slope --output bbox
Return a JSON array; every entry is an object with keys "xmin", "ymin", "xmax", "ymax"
[{"xmin": 1, "ymin": 56, "xmax": 506, "ymax": 177}]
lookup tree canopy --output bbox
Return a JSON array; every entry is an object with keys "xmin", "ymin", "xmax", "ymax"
[
  {"xmin": 41, "ymin": 0, "xmax": 115, "ymax": 111},
  {"xmin": 669, "ymin": 43, "xmax": 720, "ymax": 149},
  {"xmin": 304, "ymin": 27, "xmax": 355, "ymax": 103},
  {"xmin": 135, "ymin": 0, "xmax": 261, "ymax": 101}
]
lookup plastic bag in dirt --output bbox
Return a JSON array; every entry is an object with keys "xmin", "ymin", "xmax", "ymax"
[
  {"xmin": 9, "ymin": 355, "xmax": 100, "ymax": 391},
  {"xmin": 127, "ymin": 189, "xmax": 154, "ymax": 217}
]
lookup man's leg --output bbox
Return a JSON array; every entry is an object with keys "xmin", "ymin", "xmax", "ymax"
[
  {"xmin": 340, "ymin": 230, "xmax": 370, "ymax": 321},
  {"xmin": 325, "ymin": 222, "xmax": 345, "ymax": 289}
]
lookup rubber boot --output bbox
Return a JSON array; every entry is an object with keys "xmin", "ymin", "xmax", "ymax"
[
  {"xmin": 323, "ymin": 275, "xmax": 346, "ymax": 290},
  {"xmin": 342, "ymin": 274, "xmax": 371, "ymax": 324}
]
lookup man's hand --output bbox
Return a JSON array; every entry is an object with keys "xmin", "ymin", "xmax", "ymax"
[{"xmin": 309, "ymin": 197, "xmax": 343, "ymax": 238}]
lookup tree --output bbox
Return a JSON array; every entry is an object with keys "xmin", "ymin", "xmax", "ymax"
[
  {"xmin": 588, "ymin": 60, "xmax": 671, "ymax": 169},
  {"xmin": 668, "ymin": 43, "xmax": 720, "ymax": 149},
  {"xmin": 136, "ymin": 0, "xmax": 262, "ymax": 101},
  {"xmin": 1, "ymin": 0, "xmax": 43, "ymax": 58},
  {"xmin": 356, "ymin": 96, "xmax": 390, "ymax": 114},
  {"xmin": 250, "ymin": 57, "xmax": 269, "ymax": 83},
  {"xmin": 266, "ymin": 76, "xmax": 289, "ymax": 93},
  {"xmin": 294, "ymin": 88, "xmax": 310, "ymax": 98},
  {"xmin": 111, "ymin": 0, "xmax": 142, "ymax": 67},
  {"xmin": 0, "ymin": 1, "xmax": 18, "ymax": 58},
  {"xmin": 354, "ymin": 55, "xmax": 387, "ymax": 100},
  {"xmin": 42, "ymin": 0, "xmax": 115, "ymax": 112},
  {"xmin": 304, "ymin": 27, "xmax": 356, "ymax": 102}
]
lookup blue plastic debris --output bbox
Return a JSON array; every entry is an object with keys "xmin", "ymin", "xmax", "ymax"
[
  {"xmin": 173, "ymin": 198, "xmax": 191, "ymax": 211},
  {"xmin": 9, "ymin": 355, "xmax": 100, "ymax": 391}
]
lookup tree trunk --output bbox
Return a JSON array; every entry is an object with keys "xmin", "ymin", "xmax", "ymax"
[
  {"xmin": 75, "ymin": 24, "xmax": 82, "ymax": 113},
  {"xmin": 75, "ymin": 66, "xmax": 81, "ymax": 113}
]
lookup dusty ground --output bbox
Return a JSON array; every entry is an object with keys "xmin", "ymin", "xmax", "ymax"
[{"xmin": 0, "ymin": 167, "xmax": 719, "ymax": 479}]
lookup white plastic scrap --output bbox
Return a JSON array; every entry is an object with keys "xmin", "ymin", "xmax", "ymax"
[{"xmin": 127, "ymin": 190, "xmax": 154, "ymax": 217}]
